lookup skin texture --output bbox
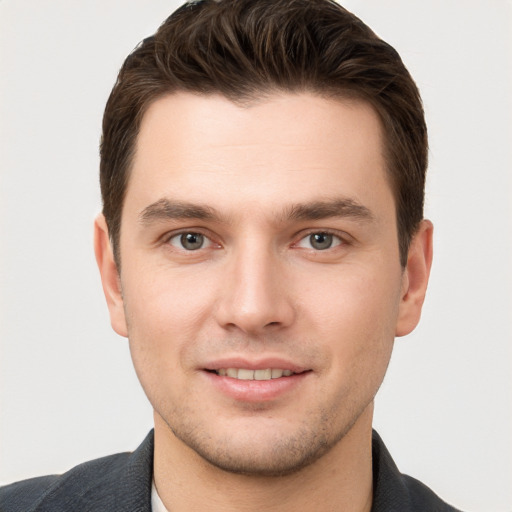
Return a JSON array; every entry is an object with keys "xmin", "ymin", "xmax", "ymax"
[{"xmin": 95, "ymin": 92, "xmax": 433, "ymax": 511}]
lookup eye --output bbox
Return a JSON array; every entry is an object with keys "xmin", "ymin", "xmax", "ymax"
[
  {"xmin": 296, "ymin": 232, "xmax": 342, "ymax": 251},
  {"xmin": 168, "ymin": 232, "xmax": 212, "ymax": 251}
]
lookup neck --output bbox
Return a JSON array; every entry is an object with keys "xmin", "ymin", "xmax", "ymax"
[{"xmin": 153, "ymin": 405, "xmax": 374, "ymax": 512}]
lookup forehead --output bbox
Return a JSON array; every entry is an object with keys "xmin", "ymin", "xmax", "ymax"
[{"xmin": 124, "ymin": 91, "xmax": 392, "ymax": 220}]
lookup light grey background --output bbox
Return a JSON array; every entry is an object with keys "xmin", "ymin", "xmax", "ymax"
[{"xmin": 1, "ymin": 1, "xmax": 511, "ymax": 510}]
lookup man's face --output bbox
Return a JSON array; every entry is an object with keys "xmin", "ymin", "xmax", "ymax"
[{"xmin": 98, "ymin": 92, "xmax": 425, "ymax": 475}]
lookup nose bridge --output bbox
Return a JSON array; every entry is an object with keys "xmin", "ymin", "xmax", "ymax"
[{"xmin": 216, "ymin": 234, "xmax": 294, "ymax": 334}]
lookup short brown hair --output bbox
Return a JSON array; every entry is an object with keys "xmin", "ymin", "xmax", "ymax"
[{"xmin": 100, "ymin": 0, "xmax": 427, "ymax": 267}]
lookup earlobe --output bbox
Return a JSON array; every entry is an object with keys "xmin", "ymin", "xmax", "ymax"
[
  {"xmin": 395, "ymin": 219, "xmax": 434, "ymax": 337},
  {"xmin": 94, "ymin": 214, "xmax": 128, "ymax": 337}
]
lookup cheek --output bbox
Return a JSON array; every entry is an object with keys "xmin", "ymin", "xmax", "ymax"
[
  {"xmin": 304, "ymin": 266, "xmax": 401, "ymax": 374},
  {"xmin": 123, "ymin": 263, "xmax": 216, "ymax": 335},
  {"xmin": 121, "ymin": 268, "xmax": 217, "ymax": 392},
  {"xmin": 306, "ymin": 264, "xmax": 401, "ymax": 328}
]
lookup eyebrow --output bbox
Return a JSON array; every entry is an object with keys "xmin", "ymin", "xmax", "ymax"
[
  {"xmin": 139, "ymin": 199, "xmax": 222, "ymax": 225},
  {"xmin": 138, "ymin": 197, "xmax": 374, "ymax": 226},
  {"xmin": 284, "ymin": 198, "xmax": 374, "ymax": 223}
]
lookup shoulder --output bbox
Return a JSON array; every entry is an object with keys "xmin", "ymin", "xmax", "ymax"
[
  {"xmin": 0, "ymin": 452, "xmax": 132, "ymax": 512},
  {"xmin": 371, "ymin": 430, "xmax": 463, "ymax": 512},
  {"xmin": 399, "ymin": 473, "xmax": 463, "ymax": 512},
  {"xmin": 0, "ymin": 431, "xmax": 154, "ymax": 512},
  {"xmin": 0, "ymin": 475, "xmax": 60, "ymax": 512}
]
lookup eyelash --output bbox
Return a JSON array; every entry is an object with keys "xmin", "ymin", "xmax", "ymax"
[
  {"xmin": 163, "ymin": 229, "xmax": 348, "ymax": 252},
  {"xmin": 293, "ymin": 230, "xmax": 346, "ymax": 251},
  {"xmin": 164, "ymin": 230, "xmax": 218, "ymax": 251}
]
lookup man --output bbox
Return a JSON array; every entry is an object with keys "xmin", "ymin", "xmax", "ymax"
[{"xmin": 0, "ymin": 0, "xmax": 462, "ymax": 510}]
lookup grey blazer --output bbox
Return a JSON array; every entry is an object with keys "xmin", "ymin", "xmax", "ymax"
[{"xmin": 0, "ymin": 430, "xmax": 461, "ymax": 511}]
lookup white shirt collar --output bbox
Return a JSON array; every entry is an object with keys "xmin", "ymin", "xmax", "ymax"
[{"xmin": 151, "ymin": 480, "xmax": 170, "ymax": 512}]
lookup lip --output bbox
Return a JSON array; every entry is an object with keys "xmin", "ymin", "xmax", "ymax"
[
  {"xmin": 202, "ymin": 357, "xmax": 308, "ymax": 374},
  {"xmin": 201, "ymin": 356, "xmax": 311, "ymax": 402}
]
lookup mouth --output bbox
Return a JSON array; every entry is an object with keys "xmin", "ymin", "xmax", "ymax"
[
  {"xmin": 209, "ymin": 368, "xmax": 298, "ymax": 380},
  {"xmin": 202, "ymin": 359, "xmax": 311, "ymax": 401}
]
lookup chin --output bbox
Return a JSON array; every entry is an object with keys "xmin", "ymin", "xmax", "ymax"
[
  {"xmin": 166, "ymin": 411, "xmax": 353, "ymax": 477},
  {"xmin": 185, "ymin": 434, "xmax": 334, "ymax": 477}
]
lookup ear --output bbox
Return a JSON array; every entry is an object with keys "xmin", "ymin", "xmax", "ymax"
[
  {"xmin": 94, "ymin": 214, "xmax": 128, "ymax": 337},
  {"xmin": 395, "ymin": 219, "xmax": 434, "ymax": 337}
]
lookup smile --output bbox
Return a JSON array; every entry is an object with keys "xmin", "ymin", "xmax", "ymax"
[
  {"xmin": 204, "ymin": 365, "xmax": 311, "ymax": 401},
  {"xmin": 214, "ymin": 368, "xmax": 295, "ymax": 380}
]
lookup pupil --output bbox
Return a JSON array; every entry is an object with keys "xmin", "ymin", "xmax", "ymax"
[
  {"xmin": 311, "ymin": 233, "xmax": 332, "ymax": 250},
  {"xmin": 181, "ymin": 233, "xmax": 203, "ymax": 250}
]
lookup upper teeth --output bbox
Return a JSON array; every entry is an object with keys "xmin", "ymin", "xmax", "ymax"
[{"xmin": 216, "ymin": 368, "xmax": 294, "ymax": 380}]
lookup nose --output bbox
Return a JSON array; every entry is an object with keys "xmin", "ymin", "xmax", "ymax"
[{"xmin": 214, "ymin": 241, "xmax": 296, "ymax": 336}]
